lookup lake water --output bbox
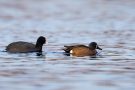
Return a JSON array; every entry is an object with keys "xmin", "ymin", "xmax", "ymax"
[{"xmin": 0, "ymin": 0, "xmax": 135, "ymax": 90}]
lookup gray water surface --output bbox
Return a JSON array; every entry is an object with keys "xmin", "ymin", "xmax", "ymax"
[{"xmin": 0, "ymin": 0, "xmax": 135, "ymax": 90}]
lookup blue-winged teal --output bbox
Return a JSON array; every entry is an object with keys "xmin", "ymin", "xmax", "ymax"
[
  {"xmin": 63, "ymin": 42, "xmax": 102, "ymax": 57},
  {"xmin": 6, "ymin": 36, "xmax": 46, "ymax": 53}
]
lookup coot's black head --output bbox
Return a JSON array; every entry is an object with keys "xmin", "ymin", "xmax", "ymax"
[
  {"xmin": 36, "ymin": 36, "xmax": 46, "ymax": 45},
  {"xmin": 89, "ymin": 42, "xmax": 102, "ymax": 50},
  {"xmin": 35, "ymin": 36, "xmax": 46, "ymax": 52}
]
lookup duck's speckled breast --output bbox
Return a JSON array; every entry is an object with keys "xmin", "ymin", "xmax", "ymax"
[{"xmin": 71, "ymin": 46, "xmax": 97, "ymax": 57}]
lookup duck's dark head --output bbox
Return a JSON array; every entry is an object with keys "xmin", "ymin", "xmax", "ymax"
[
  {"xmin": 36, "ymin": 36, "xmax": 46, "ymax": 51},
  {"xmin": 89, "ymin": 42, "xmax": 102, "ymax": 50}
]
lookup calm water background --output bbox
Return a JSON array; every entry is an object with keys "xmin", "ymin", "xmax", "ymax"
[{"xmin": 0, "ymin": 0, "xmax": 135, "ymax": 90}]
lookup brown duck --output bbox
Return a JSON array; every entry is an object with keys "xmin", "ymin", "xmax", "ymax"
[
  {"xmin": 6, "ymin": 36, "xmax": 46, "ymax": 53},
  {"xmin": 63, "ymin": 42, "xmax": 102, "ymax": 57}
]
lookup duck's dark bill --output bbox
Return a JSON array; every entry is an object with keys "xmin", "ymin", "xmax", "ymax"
[{"xmin": 97, "ymin": 46, "xmax": 102, "ymax": 50}]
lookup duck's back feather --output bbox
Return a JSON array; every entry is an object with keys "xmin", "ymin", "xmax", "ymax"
[{"xmin": 63, "ymin": 45, "xmax": 88, "ymax": 53}]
